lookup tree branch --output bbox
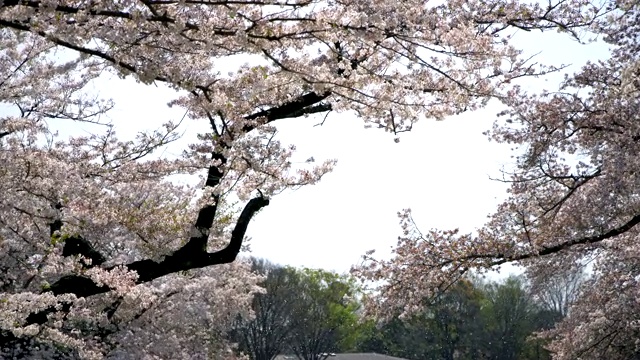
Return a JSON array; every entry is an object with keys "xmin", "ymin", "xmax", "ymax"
[
  {"xmin": 61, "ymin": 237, "xmax": 107, "ymax": 267},
  {"xmin": 46, "ymin": 195, "xmax": 268, "ymax": 299},
  {"xmin": 476, "ymin": 212, "xmax": 640, "ymax": 267},
  {"xmin": 0, "ymin": 0, "xmax": 204, "ymax": 31},
  {"xmin": 243, "ymin": 91, "xmax": 332, "ymax": 130}
]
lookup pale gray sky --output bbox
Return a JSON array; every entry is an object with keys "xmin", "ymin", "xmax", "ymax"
[{"xmin": 247, "ymin": 104, "xmax": 512, "ymax": 273}]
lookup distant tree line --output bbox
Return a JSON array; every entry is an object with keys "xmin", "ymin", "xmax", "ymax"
[
  {"xmin": 230, "ymin": 258, "xmax": 585, "ymax": 360},
  {"xmin": 229, "ymin": 259, "xmax": 361, "ymax": 360}
]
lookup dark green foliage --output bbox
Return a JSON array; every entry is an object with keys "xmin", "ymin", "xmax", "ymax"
[
  {"xmin": 230, "ymin": 259, "xmax": 361, "ymax": 360},
  {"xmin": 357, "ymin": 276, "xmax": 563, "ymax": 360},
  {"xmin": 229, "ymin": 259, "xmax": 297, "ymax": 360}
]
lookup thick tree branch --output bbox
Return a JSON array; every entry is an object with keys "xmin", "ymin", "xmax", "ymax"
[
  {"xmin": 243, "ymin": 91, "xmax": 332, "ymax": 129},
  {"xmin": 61, "ymin": 237, "xmax": 107, "ymax": 267},
  {"xmin": 0, "ymin": 0, "xmax": 205, "ymax": 31},
  {"xmin": 47, "ymin": 195, "xmax": 268, "ymax": 298},
  {"xmin": 536, "ymin": 213, "xmax": 640, "ymax": 255},
  {"xmin": 277, "ymin": 102, "xmax": 332, "ymax": 120},
  {"xmin": 167, "ymin": 90, "xmax": 331, "ymax": 257},
  {"xmin": 28, "ymin": 195, "xmax": 268, "ymax": 325},
  {"xmin": 178, "ymin": 154, "xmax": 226, "ymax": 253},
  {"xmin": 50, "ymin": 202, "xmax": 107, "ymax": 268},
  {"xmin": 475, "ymin": 212, "xmax": 640, "ymax": 267}
]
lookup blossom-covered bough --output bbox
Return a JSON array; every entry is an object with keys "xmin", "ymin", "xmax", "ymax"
[
  {"xmin": 0, "ymin": 0, "xmax": 610, "ymax": 358},
  {"xmin": 354, "ymin": 1, "xmax": 640, "ymax": 358}
]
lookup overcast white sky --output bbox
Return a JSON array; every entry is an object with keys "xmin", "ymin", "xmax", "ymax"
[{"xmin": 38, "ymin": 27, "xmax": 610, "ymax": 276}]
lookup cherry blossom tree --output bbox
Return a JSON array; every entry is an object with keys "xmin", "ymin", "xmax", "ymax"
[
  {"xmin": 0, "ymin": 0, "xmax": 609, "ymax": 357},
  {"xmin": 354, "ymin": 1, "xmax": 640, "ymax": 359}
]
